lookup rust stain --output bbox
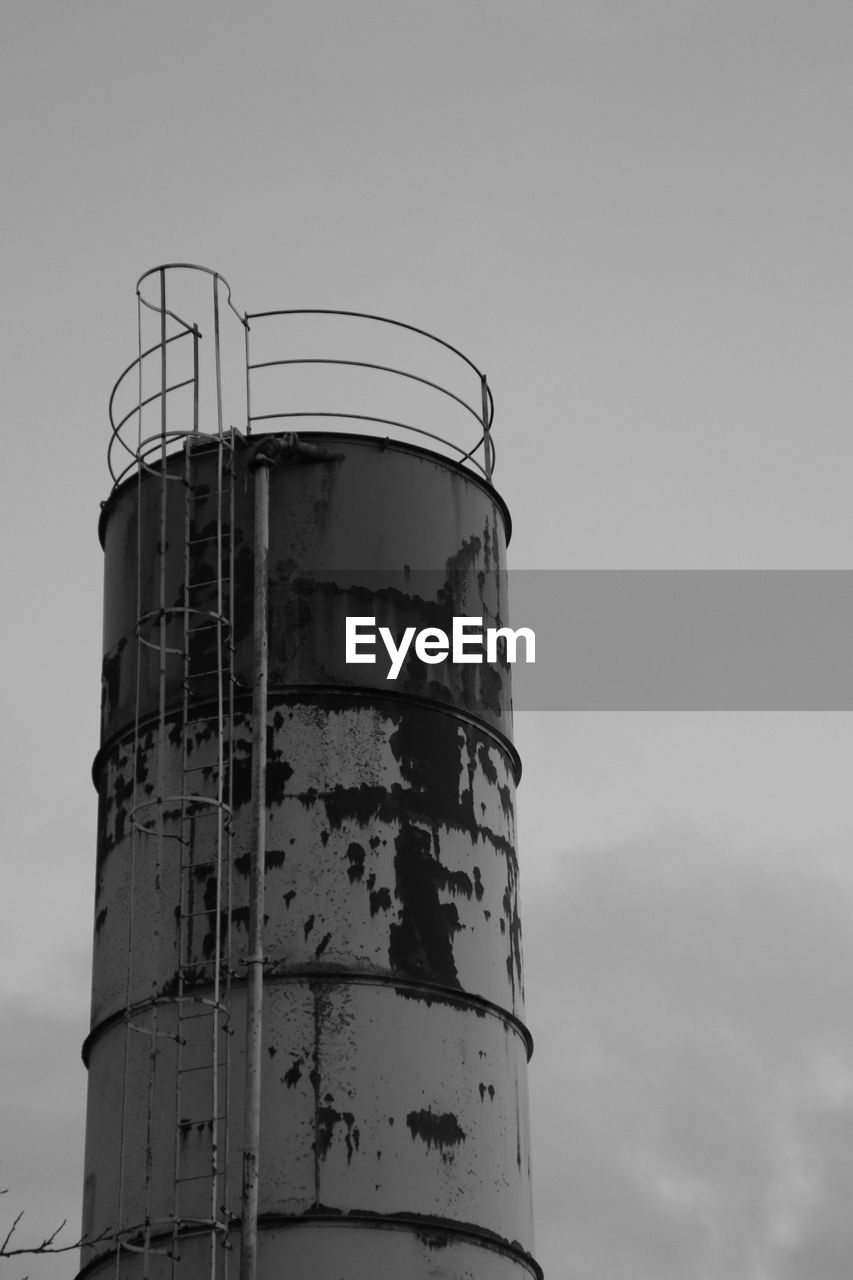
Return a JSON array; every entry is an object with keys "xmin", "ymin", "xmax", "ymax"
[
  {"xmin": 388, "ymin": 823, "xmax": 461, "ymax": 987},
  {"xmin": 345, "ymin": 842, "xmax": 366, "ymax": 883},
  {"xmin": 368, "ymin": 886, "xmax": 392, "ymax": 916},
  {"xmin": 417, "ymin": 1229, "xmax": 450, "ymax": 1251},
  {"xmin": 315, "ymin": 1104, "xmax": 360, "ymax": 1165},
  {"xmin": 405, "ymin": 1108, "xmax": 465, "ymax": 1153},
  {"xmin": 476, "ymin": 743, "xmax": 498, "ymax": 784},
  {"xmin": 283, "ymin": 1057, "xmax": 303, "ymax": 1088},
  {"xmin": 234, "ymin": 849, "xmax": 285, "ymax": 876},
  {"xmin": 100, "ymin": 639, "xmax": 126, "ymax": 720}
]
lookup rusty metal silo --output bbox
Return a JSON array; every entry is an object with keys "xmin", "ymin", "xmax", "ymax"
[{"xmin": 79, "ymin": 265, "xmax": 540, "ymax": 1280}]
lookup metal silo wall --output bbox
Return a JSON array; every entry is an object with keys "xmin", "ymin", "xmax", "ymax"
[{"xmin": 82, "ymin": 433, "xmax": 539, "ymax": 1280}]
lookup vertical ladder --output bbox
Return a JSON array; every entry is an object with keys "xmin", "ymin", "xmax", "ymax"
[
  {"xmin": 109, "ymin": 266, "xmax": 246, "ymax": 1277},
  {"xmin": 171, "ymin": 428, "xmax": 237, "ymax": 1277}
]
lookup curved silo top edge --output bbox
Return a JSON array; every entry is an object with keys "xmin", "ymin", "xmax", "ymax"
[{"xmin": 98, "ymin": 430, "xmax": 513, "ymax": 549}]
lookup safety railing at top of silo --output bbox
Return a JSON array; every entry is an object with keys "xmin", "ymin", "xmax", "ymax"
[
  {"xmin": 107, "ymin": 269, "xmax": 496, "ymax": 487},
  {"xmin": 243, "ymin": 308, "xmax": 496, "ymax": 483},
  {"xmin": 107, "ymin": 264, "xmax": 247, "ymax": 490}
]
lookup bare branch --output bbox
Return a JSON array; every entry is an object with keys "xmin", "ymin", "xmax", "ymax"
[
  {"xmin": 1, "ymin": 1210, "xmax": 25, "ymax": 1255},
  {"xmin": 0, "ymin": 1207, "xmax": 111, "ymax": 1260}
]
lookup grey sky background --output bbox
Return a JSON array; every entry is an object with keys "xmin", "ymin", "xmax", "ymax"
[{"xmin": 2, "ymin": 3, "xmax": 853, "ymax": 1277}]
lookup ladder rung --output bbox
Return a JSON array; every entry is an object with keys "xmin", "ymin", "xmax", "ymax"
[
  {"xmin": 177, "ymin": 978, "xmax": 222, "ymax": 996},
  {"xmin": 186, "ymin": 487, "xmax": 231, "ymax": 501},
  {"xmin": 187, "ymin": 613, "xmax": 229, "ymax": 626},
  {"xmin": 185, "ymin": 627, "xmax": 229, "ymax": 641},
  {"xmin": 184, "ymin": 650, "xmax": 235, "ymax": 670},
  {"xmin": 185, "ymin": 564, "xmax": 231, "ymax": 579},
  {"xmin": 184, "ymin": 712, "xmax": 224, "ymax": 729},
  {"xmin": 176, "ymin": 1005, "xmax": 226, "ymax": 1022},
  {"xmin": 187, "ymin": 534, "xmax": 230, "ymax": 548},
  {"xmin": 183, "ymin": 684, "xmax": 237, "ymax": 700},
  {"xmin": 178, "ymin": 1060, "xmax": 228, "ymax": 1076},
  {"xmin": 186, "ymin": 571, "xmax": 231, "ymax": 584},
  {"xmin": 120, "ymin": 1240, "xmax": 173, "ymax": 1257},
  {"xmin": 186, "ymin": 580, "xmax": 231, "ymax": 593}
]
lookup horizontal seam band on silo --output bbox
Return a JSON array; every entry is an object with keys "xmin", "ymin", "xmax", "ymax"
[
  {"xmin": 272, "ymin": 969, "xmax": 533, "ymax": 1056},
  {"xmin": 73, "ymin": 1213, "xmax": 542, "ymax": 1280},
  {"xmin": 91, "ymin": 685, "xmax": 523, "ymax": 791},
  {"xmin": 81, "ymin": 970, "xmax": 534, "ymax": 1069},
  {"xmin": 254, "ymin": 1210, "xmax": 543, "ymax": 1278}
]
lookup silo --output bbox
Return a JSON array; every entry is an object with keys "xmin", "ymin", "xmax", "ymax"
[{"xmin": 79, "ymin": 265, "xmax": 540, "ymax": 1280}]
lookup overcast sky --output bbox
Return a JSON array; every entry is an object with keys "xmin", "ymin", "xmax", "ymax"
[{"xmin": 2, "ymin": 4, "xmax": 853, "ymax": 1278}]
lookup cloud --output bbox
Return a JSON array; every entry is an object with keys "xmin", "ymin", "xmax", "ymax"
[
  {"xmin": 523, "ymin": 832, "xmax": 853, "ymax": 1280},
  {"xmin": 1, "ymin": 1001, "xmax": 88, "ymax": 1280}
]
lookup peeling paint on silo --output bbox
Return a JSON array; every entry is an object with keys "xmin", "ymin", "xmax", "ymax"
[{"xmin": 82, "ymin": 363, "xmax": 537, "ymax": 1277}]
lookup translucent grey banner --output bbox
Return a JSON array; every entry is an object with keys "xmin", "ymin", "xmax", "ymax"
[
  {"xmin": 508, "ymin": 570, "xmax": 853, "ymax": 711},
  {"xmin": 311, "ymin": 570, "xmax": 853, "ymax": 711}
]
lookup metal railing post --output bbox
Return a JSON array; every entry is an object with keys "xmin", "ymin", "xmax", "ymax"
[
  {"xmin": 480, "ymin": 374, "xmax": 493, "ymax": 481},
  {"xmin": 240, "ymin": 450, "xmax": 273, "ymax": 1280},
  {"xmin": 244, "ymin": 312, "xmax": 252, "ymax": 436}
]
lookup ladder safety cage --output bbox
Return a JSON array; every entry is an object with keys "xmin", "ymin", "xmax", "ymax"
[
  {"xmin": 107, "ymin": 264, "xmax": 246, "ymax": 491},
  {"xmin": 110, "ymin": 264, "xmax": 244, "ymax": 1278}
]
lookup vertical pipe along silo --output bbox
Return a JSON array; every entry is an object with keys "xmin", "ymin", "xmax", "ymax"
[{"xmin": 79, "ymin": 265, "xmax": 541, "ymax": 1280}]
